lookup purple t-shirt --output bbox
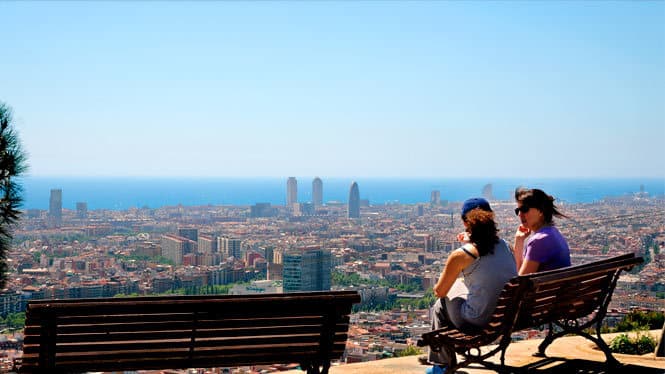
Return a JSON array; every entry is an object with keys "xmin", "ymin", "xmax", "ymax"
[{"xmin": 524, "ymin": 226, "xmax": 571, "ymax": 272}]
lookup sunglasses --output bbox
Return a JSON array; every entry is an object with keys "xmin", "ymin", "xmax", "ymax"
[{"xmin": 514, "ymin": 206, "xmax": 530, "ymax": 215}]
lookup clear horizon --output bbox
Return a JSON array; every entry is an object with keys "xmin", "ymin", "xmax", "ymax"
[
  {"xmin": 19, "ymin": 176, "xmax": 665, "ymax": 211},
  {"xmin": 2, "ymin": 1, "xmax": 664, "ymax": 178}
]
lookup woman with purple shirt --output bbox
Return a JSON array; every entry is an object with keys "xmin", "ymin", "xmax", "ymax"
[{"xmin": 513, "ymin": 188, "xmax": 571, "ymax": 275}]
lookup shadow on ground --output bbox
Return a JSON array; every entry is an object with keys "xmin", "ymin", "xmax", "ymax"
[{"xmin": 464, "ymin": 357, "xmax": 664, "ymax": 374}]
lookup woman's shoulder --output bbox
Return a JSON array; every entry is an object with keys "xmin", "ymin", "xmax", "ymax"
[
  {"xmin": 450, "ymin": 245, "xmax": 478, "ymax": 261},
  {"xmin": 533, "ymin": 226, "xmax": 563, "ymax": 240}
]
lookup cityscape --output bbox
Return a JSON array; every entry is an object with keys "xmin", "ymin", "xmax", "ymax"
[
  {"xmin": 0, "ymin": 177, "xmax": 663, "ymax": 371},
  {"xmin": 2, "ymin": 1, "xmax": 664, "ymax": 372}
]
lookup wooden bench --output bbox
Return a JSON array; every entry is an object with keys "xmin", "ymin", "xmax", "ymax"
[
  {"xmin": 20, "ymin": 290, "xmax": 360, "ymax": 374},
  {"xmin": 417, "ymin": 253, "xmax": 643, "ymax": 373}
]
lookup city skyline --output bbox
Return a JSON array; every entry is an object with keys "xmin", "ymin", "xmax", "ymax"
[
  {"xmin": 2, "ymin": 2, "xmax": 664, "ymax": 178},
  {"xmin": 18, "ymin": 176, "xmax": 665, "ymax": 211}
]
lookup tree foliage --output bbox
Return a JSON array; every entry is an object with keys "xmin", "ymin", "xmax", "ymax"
[
  {"xmin": 0, "ymin": 102, "xmax": 27, "ymax": 288},
  {"xmin": 0, "ymin": 312, "xmax": 25, "ymax": 330},
  {"xmin": 614, "ymin": 310, "xmax": 664, "ymax": 332}
]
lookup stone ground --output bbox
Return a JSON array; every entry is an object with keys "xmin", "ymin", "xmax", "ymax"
[{"xmin": 306, "ymin": 330, "xmax": 665, "ymax": 374}]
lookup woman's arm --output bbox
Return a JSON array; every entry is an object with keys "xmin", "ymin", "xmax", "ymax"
[
  {"xmin": 513, "ymin": 225, "xmax": 530, "ymax": 271},
  {"xmin": 519, "ymin": 259, "xmax": 540, "ymax": 275},
  {"xmin": 433, "ymin": 249, "xmax": 474, "ymax": 298}
]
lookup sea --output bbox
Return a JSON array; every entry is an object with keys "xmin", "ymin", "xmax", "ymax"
[{"xmin": 18, "ymin": 177, "xmax": 665, "ymax": 211}]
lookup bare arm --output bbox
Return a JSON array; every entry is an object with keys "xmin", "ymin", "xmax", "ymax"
[
  {"xmin": 433, "ymin": 248, "xmax": 475, "ymax": 298},
  {"xmin": 513, "ymin": 225, "xmax": 530, "ymax": 271},
  {"xmin": 519, "ymin": 259, "xmax": 540, "ymax": 275}
]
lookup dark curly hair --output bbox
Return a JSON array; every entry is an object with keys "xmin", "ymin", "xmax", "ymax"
[{"xmin": 464, "ymin": 209, "xmax": 499, "ymax": 256}]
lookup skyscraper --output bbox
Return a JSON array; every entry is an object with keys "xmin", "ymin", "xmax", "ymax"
[
  {"xmin": 482, "ymin": 183, "xmax": 494, "ymax": 200},
  {"xmin": 49, "ymin": 189, "xmax": 62, "ymax": 226},
  {"xmin": 286, "ymin": 177, "xmax": 297, "ymax": 207},
  {"xmin": 430, "ymin": 190, "xmax": 441, "ymax": 206},
  {"xmin": 76, "ymin": 202, "xmax": 88, "ymax": 219},
  {"xmin": 312, "ymin": 177, "xmax": 323, "ymax": 207},
  {"xmin": 348, "ymin": 181, "xmax": 360, "ymax": 219},
  {"xmin": 283, "ymin": 248, "xmax": 331, "ymax": 292}
]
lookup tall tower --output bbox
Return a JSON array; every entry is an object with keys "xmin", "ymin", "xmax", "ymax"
[
  {"xmin": 76, "ymin": 202, "xmax": 88, "ymax": 219},
  {"xmin": 286, "ymin": 177, "xmax": 297, "ymax": 207},
  {"xmin": 312, "ymin": 177, "xmax": 323, "ymax": 207},
  {"xmin": 430, "ymin": 190, "xmax": 441, "ymax": 206},
  {"xmin": 49, "ymin": 189, "xmax": 62, "ymax": 226},
  {"xmin": 482, "ymin": 183, "xmax": 494, "ymax": 200},
  {"xmin": 348, "ymin": 181, "xmax": 360, "ymax": 219}
]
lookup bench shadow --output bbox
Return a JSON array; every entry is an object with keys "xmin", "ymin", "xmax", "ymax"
[{"xmin": 467, "ymin": 357, "xmax": 663, "ymax": 374}]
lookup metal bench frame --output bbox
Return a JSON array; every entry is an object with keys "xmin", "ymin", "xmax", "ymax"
[{"xmin": 418, "ymin": 253, "xmax": 643, "ymax": 373}]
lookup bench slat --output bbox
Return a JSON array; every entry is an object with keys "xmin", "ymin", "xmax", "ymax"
[
  {"xmin": 23, "ymin": 324, "xmax": 351, "ymax": 348},
  {"xmin": 24, "ymin": 332, "xmax": 350, "ymax": 355},
  {"xmin": 26, "ymin": 315, "xmax": 350, "ymax": 335},
  {"xmin": 22, "ymin": 345, "xmax": 349, "ymax": 370},
  {"xmin": 527, "ymin": 257, "xmax": 640, "ymax": 286},
  {"xmin": 27, "ymin": 313, "xmax": 350, "ymax": 327},
  {"xmin": 22, "ymin": 344, "xmax": 347, "ymax": 373}
]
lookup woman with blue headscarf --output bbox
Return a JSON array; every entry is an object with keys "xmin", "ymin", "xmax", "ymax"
[{"xmin": 423, "ymin": 198, "xmax": 517, "ymax": 373}]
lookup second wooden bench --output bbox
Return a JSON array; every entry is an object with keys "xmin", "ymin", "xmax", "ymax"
[{"xmin": 21, "ymin": 290, "xmax": 361, "ymax": 374}]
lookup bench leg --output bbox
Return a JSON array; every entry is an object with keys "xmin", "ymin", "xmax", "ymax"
[
  {"xmin": 578, "ymin": 328, "xmax": 621, "ymax": 367},
  {"xmin": 534, "ymin": 322, "xmax": 555, "ymax": 357},
  {"xmin": 535, "ymin": 321, "xmax": 621, "ymax": 368},
  {"xmin": 318, "ymin": 360, "xmax": 330, "ymax": 374},
  {"xmin": 450, "ymin": 336, "xmax": 513, "ymax": 374},
  {"xmin": 301, "ymin": 361, "xmax": 330, "ymax": 374}
]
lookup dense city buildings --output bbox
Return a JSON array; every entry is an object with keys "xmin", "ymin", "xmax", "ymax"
[
  {"xmin": 348, "ymin": 181, "xmax": 360, "ymax": 219},
  {"xmin": 1, "ymin": 185, "xmax": 663, "ymax": 369}
]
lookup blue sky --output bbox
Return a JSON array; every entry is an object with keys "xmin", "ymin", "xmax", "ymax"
[{"xmin": 2, "ymin": 1, "xmax": 664, "ymax": 178}]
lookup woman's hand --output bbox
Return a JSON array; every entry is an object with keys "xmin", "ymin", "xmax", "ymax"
[
  {"xmin": 514, "ymin": 225, "xmax": 530, "ymax": 245},
  {"xmin": 513, "ymin": 225, "xmax": 530, "ymax": 271},
  {"xmin": 456, "ymin": 231, "xmax": 470, "ymax": 243}
]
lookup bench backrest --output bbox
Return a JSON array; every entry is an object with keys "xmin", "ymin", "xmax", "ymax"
[
  {"xmin": 419, "ymin": 253, "xmax": 642, "ymax": 352},
  {"xmin": 513, "ymin": 253, "xmax": 642, "ymax": 330},
  {"xmin": 21, "ymin": 291, "xmax": 360, "ymax": 374},
  {"xmin": 470, "ymin": 277, "xmax": 528, "ymax": 344},
  {"xmin": 454, "ymin": 254, "xmax": 641, "ymax": 340}
]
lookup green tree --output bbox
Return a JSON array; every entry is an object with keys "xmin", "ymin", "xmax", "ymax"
[
  {"xmin": 0, "ymin": 102, "xmax": 28, "ymax": 289},
  {"xmin": 614, "ymin": 310, "xmax": 664, "ymax": 332},
  {"xmin": 396, "ymin": 344, "xmax": 423, "ymax": 357}
]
